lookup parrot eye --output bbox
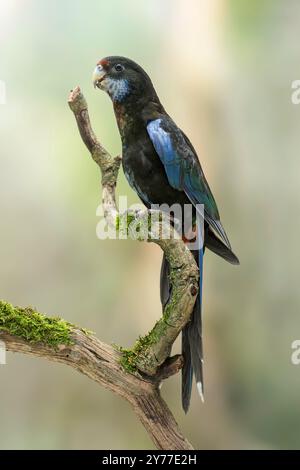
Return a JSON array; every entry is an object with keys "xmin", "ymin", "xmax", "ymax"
[{"xmin": 114, "ymin": 64, "xmax": 124, "ymax": 72}]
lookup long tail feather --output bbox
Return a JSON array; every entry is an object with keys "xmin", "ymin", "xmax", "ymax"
[
  {"xmin": 189, "ymin": 246, "xmax": 204, "ymax": 400},
  {"xmin": 181, "ymin": 327, "xmax": 193, "ymax": 413},
  {"xmin": 204, "ymin": 212, "xmax": 231, "ymax": 250},
  {"xmin": 206, "ymin": 226, "xmax": 239, "ymax": 265},
  {"xmin": 180, "ymin": 247, "xmax": 204, "ymax": 411},
  {"xmin": 160, "ymin": 226, "xmax": 205, "ymax": 412},
  {"xmin": 160, "ymin": 253, "xmax": 171, "ymax": 308},
  {"xmin": 160, "ymin": 220, "xmax": 238, "ymax": 412}
]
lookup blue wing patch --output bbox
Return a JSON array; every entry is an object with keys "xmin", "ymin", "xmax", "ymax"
[
  {"xmin": 147, "ymin": 119, "xmax": 182, "ymax": 190},
  {"xmin": 147, "ymin": 117, "xmax": 231, "ymax": 249}
]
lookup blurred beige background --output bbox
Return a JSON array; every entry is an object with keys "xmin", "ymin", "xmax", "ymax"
[{"xmin": 1, "ymin": 0, "xmax": 300, "ymax": 449}]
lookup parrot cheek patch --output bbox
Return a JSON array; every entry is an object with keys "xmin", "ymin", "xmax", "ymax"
[{"xmin": 104, "ymin": 77, "xmax": 130, "ymax": 103}]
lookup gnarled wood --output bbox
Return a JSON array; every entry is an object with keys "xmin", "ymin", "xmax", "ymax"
[{"xmin": 0, "ymin": 328, "xmax": 192, "ymax": 450}]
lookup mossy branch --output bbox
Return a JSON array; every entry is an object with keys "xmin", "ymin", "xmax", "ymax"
[
  {"xmin": 0, "ymin": 300, "xmax": 74, "ymax": 346},
  {"xmin": 0, "ymin": 300, "xmax": 192, "ymax": 450}
]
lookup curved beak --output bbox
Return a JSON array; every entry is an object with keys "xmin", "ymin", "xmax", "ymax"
[{"xmin": 92, "ymin": 65, "xmax": 106, "ymax": 88}]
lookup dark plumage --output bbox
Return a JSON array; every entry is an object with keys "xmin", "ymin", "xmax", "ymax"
[{"xmin": 93, "ymin": 56, "xmax": 239, "ymax": 411}]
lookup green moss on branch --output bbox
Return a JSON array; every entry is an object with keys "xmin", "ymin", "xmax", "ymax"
[
  {"xmin": 118, "ymin": 301, "xmax": 177, "ymax": 374},
  {"xmin": 118, "ymin": 325, "xmax": 166, "ymax": 374},
  {"xmin": 118, "ymin": 259, "xmax": 197, "ymax": 375},
  {"xmin": 0, "ymin": 300, "xmax": 74, "ymax": 347}
]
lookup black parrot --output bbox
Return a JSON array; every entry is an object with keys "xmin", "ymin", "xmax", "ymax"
[{"xmin": 93, "ymin": 56, "xmax": 239, "ymax": 412}]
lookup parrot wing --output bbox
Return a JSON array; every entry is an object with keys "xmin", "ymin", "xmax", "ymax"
[{"xmin": 147, "ymin": 116, "xmax": 231, "ymax": 248}]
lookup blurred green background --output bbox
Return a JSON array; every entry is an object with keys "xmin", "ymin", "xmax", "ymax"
[{"xmin": 1, "ymin": 0, "xmax": 300, "ymax": 450}]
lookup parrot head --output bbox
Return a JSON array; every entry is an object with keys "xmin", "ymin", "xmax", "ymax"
[{"xmin": 92, "ymin": 56, "xmax": 157, "ymax": 104}]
